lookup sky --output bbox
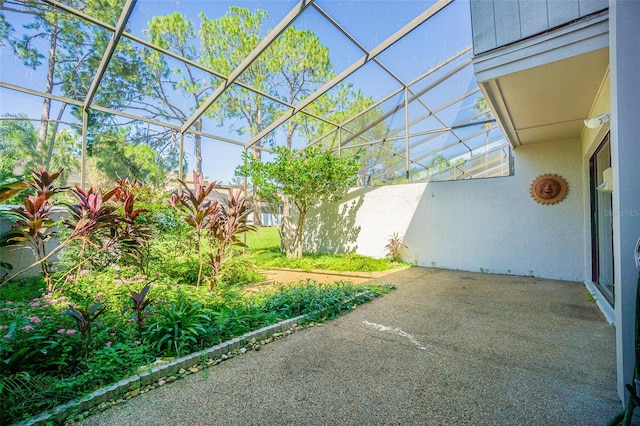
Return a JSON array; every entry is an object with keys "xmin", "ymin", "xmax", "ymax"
[{"xmin": 0, "ymin": 0, "xmax": 477, "ymax": 184}]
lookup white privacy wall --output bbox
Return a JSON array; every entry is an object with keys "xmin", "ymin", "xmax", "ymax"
[
  {"xmin": 304, "ymin": 183, "xmax": 427, "ymax": 258},
  {"xmin": 306, "ymin": 139, "xmax": 585, "ymax": 281}
]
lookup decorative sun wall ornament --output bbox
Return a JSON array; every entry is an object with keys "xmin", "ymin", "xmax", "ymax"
[{"xmin": 530, "ymin": 174, "xmax": 568, "ymax": 205}]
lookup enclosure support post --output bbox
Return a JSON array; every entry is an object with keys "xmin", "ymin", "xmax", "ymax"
[
  {"xmin": 404, "ymin": 86, "xmax": 410, "ymax": 182},
  {"xmin": 243, "ymin": 147, "xmax": 248, "ymax": 251},
  {"xmin": 178, "ymin": 132, "xmax": 184, "ymax": 182},
  {"xmin": 338, "ymin": 127, "xmax": 341, "ymax": 157},
  {"xmin": 81, "ymin": 109, "xmax": 88, "ymax": 189}
]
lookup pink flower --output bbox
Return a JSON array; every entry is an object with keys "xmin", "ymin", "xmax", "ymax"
[
  {"xmin": 109, "ymin": 332, "xmax": 115, "ymax": 337},
  {"xmin": 1, "ymin": 308, "xmax": 10, "ymax": 312},
  {"xmin": 66, "ymin": 329, "xmax": 77, "ymax": 335},
  {"xmin": 66, "ymin": 275, "xmax": 75, "ymax": 282},
  {"xmin": 3, "ymin": 333, "xmax": 11, "ymax": 339},
  {"xmin": 57, "ymin": 329, "xmax": 66, "ymax": 334},
  {"xmin": 105, "ymin": 341, "xmax": 112, "ymax": 347},
  {"xmin": 23, "ymin": 325, "xmax": 34, "ymax": 331},
  {"xmin": 78, "ymin": 269, "xmax": 91, "ymax": 276},
  {"xmin": 5, "ymin": 301, "xmax": 13, "ymax": 305},
  {"xmin": 135, "ymin": 340, "xmax": 141, "ymax": 345},
  {"xmin": 28, "ymin": 316, "xmax": 41, "ymax": 323}
]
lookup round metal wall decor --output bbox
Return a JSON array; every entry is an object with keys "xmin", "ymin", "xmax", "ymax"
[{"xmin": 530, "ymin": 174, "xmax": 568, "ymax": 205}]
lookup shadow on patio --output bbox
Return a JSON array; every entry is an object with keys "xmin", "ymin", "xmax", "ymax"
[{"xmin": 80, "ymin": 267, "xmax": 620, "ymax": 425}]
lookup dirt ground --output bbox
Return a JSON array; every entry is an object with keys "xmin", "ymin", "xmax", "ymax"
[{"xmin": 242, "ymin": 267, "xmax": 407, "ymax": 293}]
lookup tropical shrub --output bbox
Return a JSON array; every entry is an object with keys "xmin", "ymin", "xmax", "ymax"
[
  {"xmin": 385, "ymin": 232, "xmax": 407, "ymax": 261},
  {"xmin": 144, "ymin": 297, "xmax": 211, "ymax": 356},
  {"xmin": 170, "ymin": 171, "xmax": 219, "ymax": 288},
  {"xmin": 208, "ymin": 188, "xmax": 256, "ymax": 290},
  {"xmin": 0, "ymin": 168, "xmax": 65, "ymax": 290}
]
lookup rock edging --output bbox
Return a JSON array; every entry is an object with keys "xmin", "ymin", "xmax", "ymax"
[
  {"xmin": 16, "ymin": 315, "xmax": 305, "ymax": 426},
  {"xmin": 17, "ymin": 289, "xmax": 375, "ymax": 426}
]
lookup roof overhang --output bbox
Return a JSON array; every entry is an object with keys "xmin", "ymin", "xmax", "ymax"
[{"xmin": 472, "ymin": 11, "xmax": 609, "ymax": 148}]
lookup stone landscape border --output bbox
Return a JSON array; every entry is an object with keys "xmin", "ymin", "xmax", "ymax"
[{"xmin": 17, "ymin": 290, "xmax": 376, "ymax": 426}]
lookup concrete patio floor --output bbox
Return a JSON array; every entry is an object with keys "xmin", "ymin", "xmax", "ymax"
[{"xmin": 80, "ymin": 267, "xmax": 621, "ymax": 425}]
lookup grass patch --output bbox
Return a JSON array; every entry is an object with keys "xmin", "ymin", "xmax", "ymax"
[
  {"xmin": 251, "ymin": 250, "xmax": 408, "ymax": 272},
  {"xmin": 244, "ymin": 227, "xmax": 410, "ymax": 272},
  {"xmin": 245, "ymin": 226, "xmax": 280, "ymax": 251}
]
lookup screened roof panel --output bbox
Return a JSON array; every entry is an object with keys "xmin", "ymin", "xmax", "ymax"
[
  {"xmin": 340, "ymin": 91, "xmax": 405, "ymax": 144},
  {"xmin": 128, "ymin": 1, "xmax": 294, "ymax": 74},
  {"xmin": 315, "ymin": 1, "xmax": 437, "ymax": 51},
  {"xmin": 430, "ymin": 89, "xmax": 483, "ymax": 126},
  {"xmin": 406, "ymin": 114, "xmax": 446, "ymax": 137},
  {"xmin": 408, "ymin": 48, "xmax": 473, "ymax": 94},
  {"xmin": 0, "ymin": 0, "xmax": 510, "ymax": 186},
  {"xmin": 301, "ymin": 60, "xmax": 403, "ymax": 127},
  {"xmin": 92, "ymin": 39, "xmax": 223, "ymax": 125},
  {"xmin": 61, "ymin": 0, "xmax": 126, "ymax": 26},
  {"xmin": 235, "ymin": 6, "xmax": 363, "ymax": 104},
  {"xmin": 376, "ymin": 1, "xmax": 471, "ymax": 84},
  {"xmin": 0, "ymin": 3, "xmax": 111, "ymax": 102}
]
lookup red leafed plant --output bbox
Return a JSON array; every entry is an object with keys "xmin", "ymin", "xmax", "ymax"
[
  {"xmin": 207, "ymin": 188, "xmax": 256, "ymax": 290},
  {"xmin": 170, "ymin": 171, "xmax": 219, "ymax": 288},
  {"xmin": 0, "ymin": 168, "xmax": 64, "ymax": 290},
  {"xmin": 122, "ymin": 282, "xmax": 155, "ymax": 340},
  {"xmin": 111, "ymin": 178, "xmax": 153, "ymax": 269}
]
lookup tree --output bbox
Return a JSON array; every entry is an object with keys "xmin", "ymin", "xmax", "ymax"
[
  {"xmin": 1, "ymin": 1, "xmax": 153, "ymax": 181},
  {"xmin": 200, "ymin": 7, "xmax": 335, "ymax": 225},
  {"xmin": 88, "ymin": 127, "xmax": 166, "ymax": 184},
  {"xmin": 0, "ymin": 114, "xmax": 79, "ymax": 184},
  {"xmin": 142, "ymin": 12, "xmax": 214, "ymax": 175},
  {"xmin": 237, "ymin": 145, "xmax": 360, "ymax": 258}
]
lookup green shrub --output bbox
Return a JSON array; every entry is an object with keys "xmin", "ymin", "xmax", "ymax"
[
  {"xmin": 218, "ymin": 255, "xmax": 265, "ymax": 287},
  {"xmin": 144, "ymin": 297, "xmax": 211, "ymax": 356}
]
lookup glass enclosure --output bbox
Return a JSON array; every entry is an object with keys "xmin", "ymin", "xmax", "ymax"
[{"xmin": 0, "ymin": 0, "xmax": 511, "ymax": 188}]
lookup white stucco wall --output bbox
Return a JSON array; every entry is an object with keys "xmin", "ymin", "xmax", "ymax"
[
  {"xmin": 304, "ymin": 184, "xmax": 427, "ymax": 258},
  {"xmin": 406, "ymin": 139, "xmax": 584, "ymax": 280},
  {"xmin": 305, "ymin": 139, "xmax": 585, "ymax": 281}
]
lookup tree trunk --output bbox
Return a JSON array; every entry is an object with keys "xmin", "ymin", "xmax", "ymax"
[
  {"xmin": 194, "ymin": 121, "xmax": 202, "ymax": 175},
  {"xmin": 283, "ymin": 206, "xmax": 306, "ymax": 258},
  {"xmin": 251, "ymin": 147, "xmax": 263, "ymax": 227},
  {"xmin": 44, "ymin": 103, "xmax": 67, "ymax": 170},
  {"xmin": 38, "ymin": 21, "xmax": 58, "ymax": 165}
]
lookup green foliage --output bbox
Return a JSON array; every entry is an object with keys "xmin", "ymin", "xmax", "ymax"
[
  {"xmin": 63, "ymin": 301, "xmax": 107, "ymax": 358},
  {"xmin": 88, "ymin": 128, "xmax": 166, "ymax": 184},
  {"xmin": 251, "ymin": 251, "xmax": 406, "ymax": 273},
  {"xmin": 244, "ymin": 226, "xmax": 280, "ymax": 251},
  {"xmin": 122, "ymin": 282, "xmax": 155, "ymax": 340},
  {"xmin": 255, "ymin": 281, "xmax": 392, "ymax": 321},
  {"xmin": 170, "ymin": 171, "xmax": 219, "ymax": 288},
  {"xmin": 218, "ymin": 255, "xmax": 265, "ymax": 287},
  {"xmin": 0, "ymin": 115, "xmax": 79, "ymax": 185},
  {"xmin": 238, "ymin": 145, "xmax": 361, "ymax": 258},
  {"xmin": 0, "ymin": 264, "xmax": 394, "ymax": 423},
  {"xmin": 207, "ymin": 188, "xmax": 256, "ymax": 290},
  {"xmin": 0, "ymin": 168, "xmax": 65, "ymax": 289},
  {"xmin": 385, "ymin": 232, "xmax": 407, "ymax": 262},
  {"xmin": 144, "ymin": 298, "xmax": 211, "ymax": 356}
]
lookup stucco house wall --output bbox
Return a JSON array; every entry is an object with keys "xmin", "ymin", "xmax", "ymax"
[{"xmin": 305, "ymin": 139, "xmax": 584, "ymax": 281}]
